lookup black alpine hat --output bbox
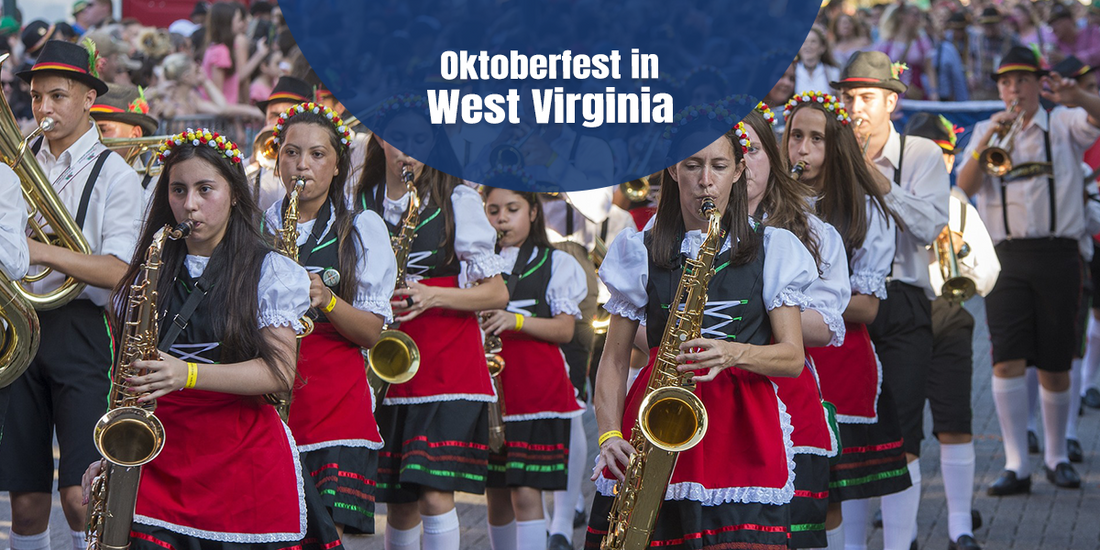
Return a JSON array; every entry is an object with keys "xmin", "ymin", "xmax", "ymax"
[
  {"xmin": 1051, "ymin": 55, "xmax": 1095, "ymax": 80},
  {"xmin": 991, "ymin": 45, "xmax": 1049, "ymax": 81},
  {"xmin": 21, "ymin": 21, "xmax": 56, "ymax": 56},
  {"xmin": 16, "ymin": 39, "xmax": 108, "ymax": 95},
  {"xmin": 903, "ymin": 112, "xmax": 961, "ymax": 154},
  {"xmin": 257, "ymin": 76, "xmax": 313, "ymax": 113},
  {"xmin": 831, "ymin": 50, "xmax": 907, "ymax": 94},
  {"xmin": 91, "ymin": 83, "xmax": 159, "ymax": 136},
  {"xmin": 978, "ymin": 6, "xmax": 1004, "ymax": 24}
]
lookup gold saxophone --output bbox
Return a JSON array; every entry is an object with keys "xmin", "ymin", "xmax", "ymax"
[
  {"xmin": 268, "ymin": 178, "xmax": 313, "ymax": 421},
  {"xmin": 482, "ymin": 311, "xmax": 506, "ymax": 453},
  {"xmin": 366, "ymin": 165, "xmax": 421, "ymax": 402},
  {"xmin": 86, "ymin": 220, "xmax": 193, "ymax": 550},
  {"xmin": 601, "ymin": 199, "xmax": 718, "ymax": 550}
]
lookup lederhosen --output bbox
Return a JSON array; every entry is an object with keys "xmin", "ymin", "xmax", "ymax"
[
  {"xmin": 986, "ymin": 115, "xmax": 1082, "ymax": 373},
  {"xmin": 487, "ymin": 244, "xmax": 583, "ymax": 490},
  {"xmin": 587, "ymin": 229, "xmax": 794, "ymax": 550},
  {"xmin": 276, "ymin": 198, "xmax": 380, "ymax": 534},
  {"xmin": 0, "ymin": 142, "xmax": 118, "ymax": 491},
  {"xmin": 131, "ymin": 259, "xmax": 343, "ymax": 550},
  {"xmin": 360, "ymin": 186, "xmax": 493, "ymax": 502}
]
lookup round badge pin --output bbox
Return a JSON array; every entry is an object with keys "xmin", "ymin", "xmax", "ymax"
[{"xmin": 322, "ymin": 268, "xmax": 341, "ymax": 287}]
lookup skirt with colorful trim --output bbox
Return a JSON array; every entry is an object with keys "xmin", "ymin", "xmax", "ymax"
[
  {"xmin": 789, "ymin": 453, "xmax": 829, "ymax": 549},
  {"xmin": 584, "ymin": 491, "xmax": 790, "ymax": 550},
  {"xmin": 129, "ymin": 455, "xmax": 344, "ymax": 550},
  {"xmin": 375, "ymin": 399, "xmax": 490, "ymax": 503},
  {"xmin": 828, "ymin": 386, "xmax": 911, "ymax": 502},
  {"xmin": 487, "ymin": 417, "xmax": 570, "ymax": 490},
  {"xmin": 301, "ymin": 446, "xmax": 377, "ymax": 535}
]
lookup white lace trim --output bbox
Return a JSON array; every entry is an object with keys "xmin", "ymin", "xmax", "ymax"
[
  {"xmin": 382, "ymin": 392, "xmax": 496, "ymax": 406},
  {"xmin": 604, "ymin": 294, "xmax": 645, "ymax": 322},
  {"xmin": 352, "ymin": 296, "xmax": 394, "ymax": 324},
  {"xmin": 503, "ymin": 408, "xmax": 584, "ymax": 422},
  {"xmin": 836, "ymin": 340, "xmax": 884, "ymax": 424},
  {"xmin": 134, "ymin": 422, "xmax": 306, "ymax": 542},
  {"xmin": 850, "ymin": 272, "xmax": 888, "ymax": 300},
  {"xmin": 595, "ymin": 382, "xmax": 796, "ymax": 506},
  {"xmin": 820, "ymin": 307, "xmax": 846, "ymax": 347},
  {"xmin": 466, "ymin": 252, "xmax": 508, "ymax": 282},
  {"xmin": 297, "ymin": 438, "xmax": 384, "ymax": 452},
  {"xmin": 258, "ymin": 312, "xmax": 306, "ymax": 333},
  {"xmin": 769, "ymin": 288, "xmax": 812, "ymax": 312},
  {"xmin": 548, "ymin": 297, "xmax": 583, "ymax": 320}
]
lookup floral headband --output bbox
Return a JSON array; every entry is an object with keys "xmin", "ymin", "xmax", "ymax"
[
  {"xmin": 273, "ymin": 102, "xmax": 353, "ymax": 151},
  {"xmin": 373, "ymin": 92, "xmax": 431, "ymax": 126},
  {"xmin": 755, "ymin": 102, "xmax": 776, "ymax": 126},
  {"xmin": 480, "ymin": 164, "xmax": 533, "ymax": 186},
  {"xmin": 782, "ymin": 91, "xmax": 851, "ymax": 125},
  {"xmin": 157, "ymin": 128, "xmax": 243, "ymax": 164},
  {"xmin": 733, "ymin": 121, "xmax": 751, "ymax": 155},
  {"xmin": 663, "ymin": 102, "xmax": 736, "ymax": 140}
]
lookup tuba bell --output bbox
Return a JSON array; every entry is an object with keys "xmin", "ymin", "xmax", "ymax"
[
  {"xmin": 979, "ymin": 99, "xmax": 1023, "ymax": 177},
  {"xmin": 0, "ymin": 272, "xmax": 40, "ymax": 388},
  {"xmin": 0, "ymin": 53, "xmax": 92, "ymax": 311}
]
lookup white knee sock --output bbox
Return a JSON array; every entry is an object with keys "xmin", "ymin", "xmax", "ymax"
[
  {"xmin": 422, "ymin": 509, "xmax": 461, "ymax": 550},
  {"xmin": 550, "ymin": 415, "xmax": 587, "ymax": 539},
  {"xmin": 1068, "ymin": 359, "xmax": 1082, "ymax": 440},
  {"xmin": 71, "ymin": 530, "xmax": 86, "ymax": 550},
  {"xmin": 841, "ymin": 499, "xmax": 869, "ymax": 550},
  {"xmin": 940, "ymin": 442, "xmax": 975, "ymax": 540},
  {"xmin": 385, "ymin": 523, "xmax": 422, "ymax": 550},
  {"xmin": 9, "ymin": 529, "xmax": 50, "ymax": 550},
  {"xmin": 1040, "ymin": 386, "xmax": 1071, "ymax": 469},
  {"xmin": 516, "ymin": 519, "xmax": 547, "ymax": 550},
  {"xmin": 488, "ymin": 520, "xmax": 516, "ymax": 550},
  {"xmin": 881, "ymin": 460, "xmax": 921, "ymax": 550},
  {"xmin": 825, "ymin": 525, "xmax": 845, "ymax": 550},
  {"xmin": 1026, "ymin": 367, "xmax": 1040, "ymax": 433},
  {"xmin": 992, "ymin": 375, "xmax": 1030, "ymax": 476},
  {"xmin": 1085, "ymin": 316, "xmax": 1100, "ymax": 393}
]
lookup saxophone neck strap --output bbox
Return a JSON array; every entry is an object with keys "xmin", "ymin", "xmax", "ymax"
[
  {"xmin": 504, "ymin": 238, "xmax": 537, "ymax": 297},
  {"xmin": 158, "ymin": 271, "xmax": 214, "ymax": 351},
  {"xmin": 282, "ymin": 195, "xmax": 332, "ymax": 267}
]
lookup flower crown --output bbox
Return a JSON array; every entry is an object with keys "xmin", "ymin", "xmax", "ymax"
[
  {"xmin": 157, "ymin": 128, "xmax": 243, "ymax": 164},
  {"xmin": 782, "ymin": 91, "xmax": 851, "ymax": 125},
  {"xmin": 733, "ymin": 121, "xmax": 751, "ymax": 155},
  {"xmin": 273, "ymin": 102, "xmax": 353, "ymax": 151},
  {"xmin": 662, "ymin": 102, "xmax": 736, "ymax": 140},
  {"xmin": 755, "ymin": 101, "xmax": 776, "ymax": 126},
  {"xmin": 373, "ymin": 92, "xmax": 431, "ymax": 125},
  {"xmin": 480, "ymin": 164, "xmax": 533, "ymax": 187}
]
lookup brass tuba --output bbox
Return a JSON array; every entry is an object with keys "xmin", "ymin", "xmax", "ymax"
[
  {"xmin": 0, "ymin": 53, "xmax": 92, "ymax": 310},
  {"xmin": 0, "ymin": 272, "xmax": 40, "ymax": 388},
  {"xmin": 601, "ymin": 199, "xmax": 716, "ymax": 550},
  {"xmin": 366, "ymin": 165, "xmax": 421, "ymax": 402},
  {"xmin": 86, "ymin": 220, "xmax": 192, "ymax": 550},
  {"xmin": 935, "ymin": 225, "xmax": 976, "ymax": 304},
  {"xmin": 980, "ymin": 99, "xmax": 1023, "ymax": 177}
]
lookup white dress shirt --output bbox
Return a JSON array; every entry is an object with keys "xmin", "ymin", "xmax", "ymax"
[
  {"xmin": 873, "ymin": 124, "xmax": 951, "ymax": 300},
  {"xmin": 0, "ymin": 164, "xmax": 29, "ymax": 280},
  {"xmin": 794, "ymin": 62, "xmax": 840, "ymax": 96},
  {"xmin": 956, "ymin": 107, "xmax": 1100, "ymax": 245},
  {"xmin": 28, "ymin": 122, "xmax": 143, "ymax": 307},
  {"xmin": 927, "ymin": 188, "xmax": 1001, "ymax": 298}
]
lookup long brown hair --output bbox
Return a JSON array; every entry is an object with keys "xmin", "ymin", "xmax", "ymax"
[
  {"xmin": 650, "ymin": 122, "xmax": 759, "ymax": 270},
  {"xmin": 275, "ymin": 109, "xmax": 359, "ymax": 304},
  {"xmin": 206, "ymin": 2, "xmax": 243, "ymax": 67},
  {"xmin": 479, "ymin": 184, "xmax": 555, "ymax": 252},
  {"xmin": 781, "ymin": 100, "xmax": 896, "ymax": 256},
  {"xmin": 114, "ymin": 143, "xmax": 292, "ymax": 392},
  {"xmin": 742, "ymin": 110, "xmax": 822, "ymax": 270}
]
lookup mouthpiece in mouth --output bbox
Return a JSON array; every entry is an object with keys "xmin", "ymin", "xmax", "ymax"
[{"xmin": 40, "ymin": 117, "xmax": 56, "ymax": 131}]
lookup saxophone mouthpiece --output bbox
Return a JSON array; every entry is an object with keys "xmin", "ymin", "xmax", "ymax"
[
  {"xmin": 699, "ymin": 198, "xmax": 716, "ymax": 216},
  {"xmin": 401, "ymin": 164, "xmax": 414, "ymax": 183},
  {"xmin": 171, "ymin": 220, "xmax": 195, "ymax": 240}
]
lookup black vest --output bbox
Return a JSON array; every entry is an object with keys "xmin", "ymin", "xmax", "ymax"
[
  {"xmin": 359, "ymin": 187, "xmax": 458, "ymax": 279},
  {"xmin": 291, "ymin": 203, "xmax": 342, "ymax": 324},
  {"xmin": 503, "ymin": 246, "xmax": 554, "ymax": 318},
  {"xmin": 159, "ymin": 261, "xmax": 225, "ymax": 364},
  {"xmin": 644, "ymin": 231, "xmax": 770, "ymax": 349}
]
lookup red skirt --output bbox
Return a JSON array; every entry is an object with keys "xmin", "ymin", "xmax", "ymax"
[
  {"xmin": 498, "ymin": 332, "xmax": 583, "ymax": 420},
  {"xmin": 597, "ymin": 348, "xmax": 794, "ymax": 505},
  {"xmin": 290, "ymin": 322, "xmax": 381, "ymax": 449},
  {"xmin": 135, "ymin": 391, "xmax": 304, "ymax": 542},
  {"xmin": 383, "ymin": 276, "xmax": 494, "ymax": 403},
  {"xmin": 772, "ymin": 358, "xmax": 835, "ymax": 456},
  {"xmin": 807, "ymin": 323, "xmax": 881, "ymax": 424}
]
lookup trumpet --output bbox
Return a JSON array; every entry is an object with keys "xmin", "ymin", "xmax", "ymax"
[
  {"xmin": 253, "ymin": 129, "xmax": 277, "ymax": 163},
  {"xmin": 935, "ymin": 226, "xmax": 976, "ymax": 304},
  {"xmin": 979, "ymin": 99, "xmax": 1023, "ymax": 177},
  {"xmin": 489, "ymin": 125, "xmax": 539, "ymax": 168},
  {"xmin": 102, "ymin": 135, "xmax": 170, "ymax": 181},
  {"xmin": 620, "ymin": 177, "xmax": 650, "ymax": 203},
  {"xmin": 0, "ymin": 53, "xmax": 92, "ymax": 311}
]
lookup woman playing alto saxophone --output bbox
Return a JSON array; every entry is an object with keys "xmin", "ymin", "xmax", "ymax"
[
  {"xmin": 263, "ymin": 102, "xmax": 397, "ymax": 537},
  {"xmin": 479, "ymin": 178, "xmax": 587, "ymax": 550},
  {"xmin": 80, "ymin": 129, "xmax": 344, "ymax": 550},
  {"xmin": 587, "ymin": 108, "xmax": 817, "ymax": 550}
]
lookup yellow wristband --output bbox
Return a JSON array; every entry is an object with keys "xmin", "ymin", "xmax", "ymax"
[
  {"xmin": 322, "ymin": 290, "xmax": 338, "ymax": 313},
  {"xmin": 972, "ymin": 150, "xmax": 980, "ymax": 161},
  {"xmin": 184, "ymin": 362, "xmax": 198, "ymax": 389},
  {"xmin": 598, "ymin": 430, "xmax": 623, "ymax": 447},
  {"xmin": 514, "ymin": 313, "xmax": 525, "ymax": 331}
]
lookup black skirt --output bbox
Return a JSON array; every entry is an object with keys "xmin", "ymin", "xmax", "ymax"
[
  {"xmin": 487, "ymin": 417, "xmax": 571, "ymax": 490},
  {"xmin": 828, "ymin": 386, "xmax": 911, "ymax": 502},
  {"xmin": 300, "ymin": 445, "xmax": 378, "ymax": 534},
  {"xmin": 789, "ymin": 453, "xmax": 829, "ymax": 548}
]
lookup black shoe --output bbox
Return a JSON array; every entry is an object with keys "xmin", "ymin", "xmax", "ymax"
[
  {"xmin": 1085, "ymin": 387, "xmax": 1100, "ymax": 409},
  {"xmin": 1044, "ymin": 462, "xmax": 1081, "ymax": 488},
  {"xmin": 573, "ymin": 509, "xmax": 586, "ymax": 528},
  {"xmin": 948, "ymin": 534, "xmax": 981, "ymax": 550},
  {"xmin": 548, "ymin": 533, "xmax": 572, "ymax": 550},
  {"xmin": 1027, "ymin": 430, "xmax": 1040, "ymax": 454},
  {"xmin": 971, "ymin": 508, "xmax": 983, "ymax": 531},
  {"xmin": 1068, "ymin": 438, "xmax": 1084, "ymax": 463},
  {"xmin": 987, "ymin": 470, "xmax": 1031, "ymax": 496},
  {"xmin": 910, "ymin": 540, "xmax": 918, "ymax": 550},
  {"xmin": 872, "ymin": 508, "xmax": 883, "ymax": 528}
]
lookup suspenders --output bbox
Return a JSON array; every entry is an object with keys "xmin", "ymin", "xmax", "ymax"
[
  {"xmin": 998, "ymin": 116, "xmax": 1056, "ymax": 238},
  {"xmin": 31, "ymin": 137, "xmax": 115, "ymax": 231}
]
